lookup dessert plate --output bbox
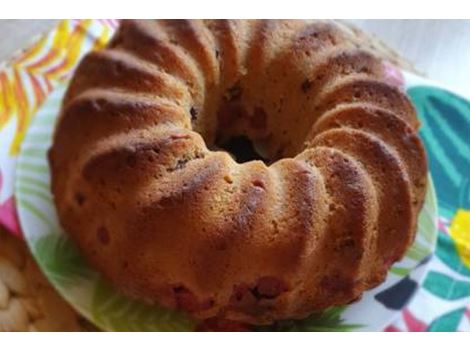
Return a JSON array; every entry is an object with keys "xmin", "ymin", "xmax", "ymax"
[{"xmin": 15, "ymin": 82, "xmax": 438, "ymax": 332}]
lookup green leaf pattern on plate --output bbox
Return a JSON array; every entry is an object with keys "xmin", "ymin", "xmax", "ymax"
[
  {"xmin": 254, "ymin": 306, "xmax": 363, "ymax": 332},
  {"xmin": 33, "ymin": 234, "xmax": 96, "ymax": 287},
  {"xmin": 427, "ymin": 308, "xmax": 466, "ymax": 332},
  {"xmin": 92, "ymin": 279, "xmax": 195, "ymax": 332},
  {"xmin": 424, "ymin": 271, "xmax": 470, "ymax": 300}
]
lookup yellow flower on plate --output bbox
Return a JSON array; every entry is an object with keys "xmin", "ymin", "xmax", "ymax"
[{"xmin": 449, "ymin": 209, "xmax": 470, "ymax": 269}]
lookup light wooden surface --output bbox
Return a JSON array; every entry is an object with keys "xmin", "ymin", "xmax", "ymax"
[
  {"xmin": 350, "ymin": 20, "xmax": 470, "ymax": 97},
  {"xmin": 0, "ymin": 19, "xmax": 470, "ymax": 95},
  {"xmin": 0, "ymin": 20, "xmax": 58, "ymax": 63}
]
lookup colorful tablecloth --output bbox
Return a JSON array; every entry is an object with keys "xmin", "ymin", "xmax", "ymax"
[{"xmin": 0, "ymin": 19, "xmax": 469, "ymax": 331}]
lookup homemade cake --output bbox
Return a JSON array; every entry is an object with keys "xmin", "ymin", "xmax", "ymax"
[{"xmin": 49, "ymin": 20, "xmax": 428, "ymax": 325}]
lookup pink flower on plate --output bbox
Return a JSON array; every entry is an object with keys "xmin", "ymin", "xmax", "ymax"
[
  {"xmin": 0, "ymin": 196, "xmax": 20, "ymax": 235},
  {"xmin": 438, "ymin": 216, "xmax": 450, "ymax": 235},
  {"xmin": 382, "ymin": 61, "xmax": 406, "ymax": 89},
  {"xmin": 384, "ymin": 324, "xmax": 402, "ymax": 332},
  {"xmin": 403, "ymin": 308, "xmax": 427, "ymax": 332},
  {"xmin": 0, "ymin": 169, "xmax": 21, "ymax": 236}
]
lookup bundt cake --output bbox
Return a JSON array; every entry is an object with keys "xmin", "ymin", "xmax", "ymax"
[{"xmin": 48, "ymin": 20, "xmax": 428, "ymax": 326}]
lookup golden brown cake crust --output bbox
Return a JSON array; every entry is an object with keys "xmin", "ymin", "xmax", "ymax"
[{"xmin": 49, "ymin": 20, "xmax": 428, "ymax": 325}]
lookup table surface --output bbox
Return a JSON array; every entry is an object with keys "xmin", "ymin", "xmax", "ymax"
[{"xmin": 1, "ymin": 20, "xmax": 470, "ymax": 96}]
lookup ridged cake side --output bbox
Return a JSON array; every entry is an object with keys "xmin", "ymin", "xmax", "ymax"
[{"xmin": 49, "ymin": 20, "xmax": 427, "ymax": 325}]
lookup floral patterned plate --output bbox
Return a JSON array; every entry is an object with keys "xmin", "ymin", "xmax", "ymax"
[{"xmin": 15, "ymin": 82, "xmax": 438, "ymax": 332}]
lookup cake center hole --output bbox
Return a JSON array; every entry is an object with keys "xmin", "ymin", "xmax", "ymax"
[
  {"xmin": 217, "ymin": 136, "xmax": 268, "ymax": 164},
  {"xmin": 209, "ymin": 83, "xmax": 275, "ymax": 164}
]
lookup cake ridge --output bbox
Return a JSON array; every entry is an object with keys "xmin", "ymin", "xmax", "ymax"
[
  {"xmin": 313, "ymin": 75, "xmax": 419, "ymax": 127},
  {"xmin": 311, "ymin": 101, "xmax": 428, "ymax": 211},
  {"xmin": 64, "ymin": 47, "xmax": 192, "ymax": 107},
  {"xmin": 111, "ymin": 20, "xmax": 206, "ymax": 110},
  {"xmin": 295, "ymin": 146, "xmax": 379, "ymax": 312},
  {"xmin": 311, "ymin": 127, "xmax": 414, "ymax": 282}
]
